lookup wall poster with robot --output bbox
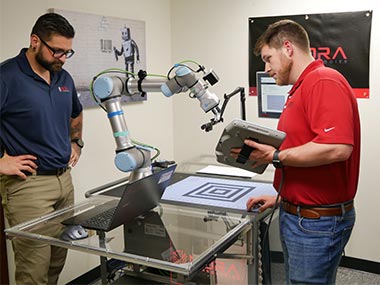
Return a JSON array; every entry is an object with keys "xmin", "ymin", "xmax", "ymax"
[
  {"xmin": 51, "ymin": 8, "xmax": 146, "ymax": 108},
  {"xmin": 248, "ymin": 11, "xmax": 372, "ymax": 99}
]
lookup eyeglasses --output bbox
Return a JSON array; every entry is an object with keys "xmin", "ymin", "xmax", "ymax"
[{"xmin": 38, "ymin": 36, "xmax": 75, "ymax": 59}]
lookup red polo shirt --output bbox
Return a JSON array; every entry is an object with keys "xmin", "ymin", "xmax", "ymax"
[{"xmin": 274, "ymin": 60, "xmax": 361, "ymax": 205}]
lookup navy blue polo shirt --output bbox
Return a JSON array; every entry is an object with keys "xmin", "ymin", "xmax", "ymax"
[{"xmin": 0, "ymin": 48, "xmax": 83, "ymax": 170}]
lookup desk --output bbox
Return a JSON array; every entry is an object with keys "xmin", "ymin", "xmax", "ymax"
[{"xmin": 5, "ymin": 172, "xmax": 274, "ymax": 285}]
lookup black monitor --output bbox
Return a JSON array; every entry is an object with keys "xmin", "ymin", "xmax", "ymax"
[{"xmin": 256, "ymin": 71, "xmax": 292, "ymax": 118}]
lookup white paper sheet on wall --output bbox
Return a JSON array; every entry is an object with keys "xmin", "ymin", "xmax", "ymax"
[{"xmin": 196, "ymin": 165, "xmax": 257, "ymax": 178}]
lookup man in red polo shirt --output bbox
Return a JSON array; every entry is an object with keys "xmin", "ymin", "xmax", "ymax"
[{"xmin": 233, "ymin": 20, "xmax": 360, "ymax": 284}]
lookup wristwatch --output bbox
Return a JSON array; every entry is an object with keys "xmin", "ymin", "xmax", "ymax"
[
  {"xmin": 71, "ymin": 138, "xmax": 84, "ymax": 149},
  {"xmin": 272, "ymin": 149, "xmax": 283, "ymax": 168}
]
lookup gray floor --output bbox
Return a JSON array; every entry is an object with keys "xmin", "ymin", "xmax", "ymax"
[
  {"xmin": 336, "ymin": 267, "xmax": 380, "ymax": 285},
  {"xmin": 271, "ymin": 263, "xmax": 380, "ymax": 285},
  {"xmin": 88, "ymin": 261, "xmax": 380, "ymax": 284}
]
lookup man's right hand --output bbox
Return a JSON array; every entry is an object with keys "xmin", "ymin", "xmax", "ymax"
[
  {"xmin": 246, "ymin": 195, "xmax": 279, "ymax": 213},
  {"xmin": 0, "ymin": 153, "xmax": 37, "ymax": 179}
]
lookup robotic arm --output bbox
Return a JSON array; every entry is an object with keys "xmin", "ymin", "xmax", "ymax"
[{"xmin": 92, "ymin": 64, "xmax": 222, "ymax": 181}]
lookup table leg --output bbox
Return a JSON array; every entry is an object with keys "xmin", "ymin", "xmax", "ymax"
[{"xmin": 97, "ymin": 230, "xmax": 108, "ymax": 285}]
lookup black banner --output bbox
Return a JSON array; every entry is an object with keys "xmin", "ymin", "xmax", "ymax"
[{"xmin": 249, "ymin": 11, "xmax": 372, "ymax": 98}]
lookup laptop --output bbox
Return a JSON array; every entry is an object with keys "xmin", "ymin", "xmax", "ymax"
[{"xmin": 62, "ymin": 164, "xmax": 176, "ymax": 232}]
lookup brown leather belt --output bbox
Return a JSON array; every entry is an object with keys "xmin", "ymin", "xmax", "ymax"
[{"xmin": 281, "ymin": 200, "xmax": 354, "ymax": 219}]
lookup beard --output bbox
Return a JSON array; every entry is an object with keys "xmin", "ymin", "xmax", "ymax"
[
  {"xmin": 35, "ymin": 50, "xmax": 63, "ymax": 72},
  {"xmin": 275, "ymin": 56, "xmax": 292, "ymax": 86}
]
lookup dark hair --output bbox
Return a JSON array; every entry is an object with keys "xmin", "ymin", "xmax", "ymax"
[
  {"xmin": 31, "ymin": 13, "xmax": 75, "ymax": 40},
  {"xmin": 254, "ymin": 19, "xmax": 310, "ymax": 56}
]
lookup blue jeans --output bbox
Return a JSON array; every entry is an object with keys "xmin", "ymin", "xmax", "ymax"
[{"xmin": 279, "ymin": 206, "xmax": 356, "ymax": 284}]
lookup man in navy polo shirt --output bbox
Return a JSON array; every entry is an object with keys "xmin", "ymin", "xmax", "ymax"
[{"xmin": 0, "ymin": 13, "xmax": 83, "ymax": 284}]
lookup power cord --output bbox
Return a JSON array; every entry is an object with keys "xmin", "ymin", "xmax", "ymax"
[{"xmin": 261, "ymin": 167, "xmax": 285, "ymax": 243}]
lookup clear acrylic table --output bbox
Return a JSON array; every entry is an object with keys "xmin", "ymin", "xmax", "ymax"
[{"xmin": 5, "ymin": 172, "xmax": 274, "ymax": 285}]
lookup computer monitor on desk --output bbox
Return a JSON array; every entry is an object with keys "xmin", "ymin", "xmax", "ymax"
[{"xmin": 257, "ymin": 71, "xmax": 292, "ymax": 118}]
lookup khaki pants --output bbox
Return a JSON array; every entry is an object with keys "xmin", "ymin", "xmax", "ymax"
[{"xmin": 0, "ymin": 169, "xmax": 74, "ymax": 285}]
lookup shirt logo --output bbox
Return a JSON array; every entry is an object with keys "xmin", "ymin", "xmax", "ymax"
[
  {"xmin": 324, "ymin": 127, "xmax": 335, "ymax": 132},
  {"xmin": 58, "ymin": 86, "xmax": 70, "ymax": 92}
]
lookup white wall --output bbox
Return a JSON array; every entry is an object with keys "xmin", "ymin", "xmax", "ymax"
[
  {"xmin": 170, "ymin": 0, "xmax": 380, "ymax": 264},
  {"xmin": 1, "ymin": 0, "xmax": 379, "ymax": 283}
]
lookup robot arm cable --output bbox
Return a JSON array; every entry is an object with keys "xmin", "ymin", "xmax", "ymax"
[
  {"xmin": 90, "ymin": 68, "xmax": 167, "ymax": 112},
  {"xmin": 131, "ymin": 139, "xmax": 161, "ymax": 161},
  {"xmin": 166, "ymin": 60, "xmax": 205, "ymax": 80}
]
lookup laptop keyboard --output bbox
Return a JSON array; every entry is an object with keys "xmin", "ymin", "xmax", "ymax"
[{"xmin": 81, "ymin": 207, "xmax": 116, "ymax": 230}]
